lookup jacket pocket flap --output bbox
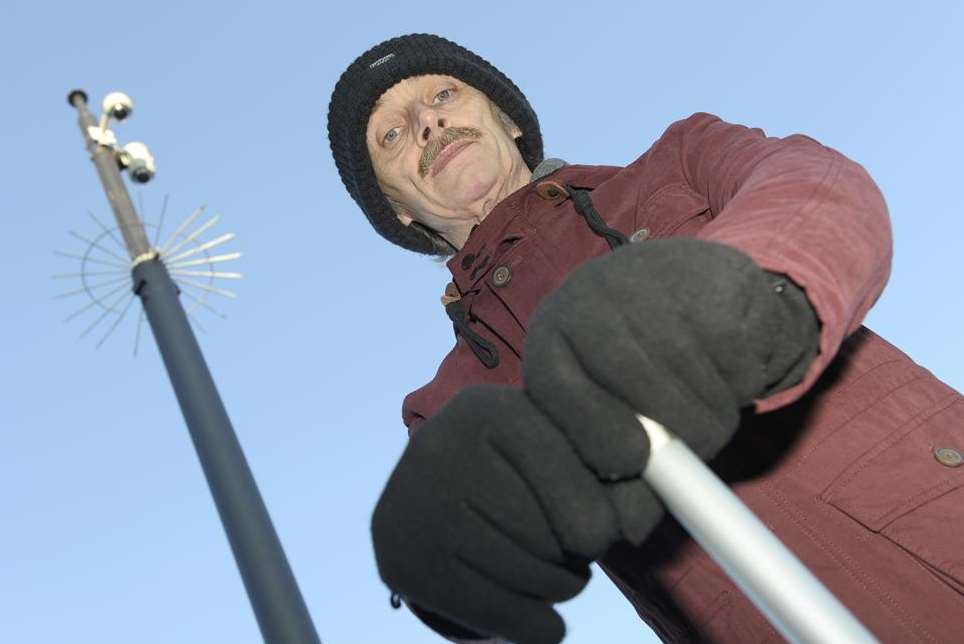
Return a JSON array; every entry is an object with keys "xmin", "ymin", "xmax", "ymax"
[
  {"xmin": 881, "ymin": 482, "xmax": 964, "ymax": 593},
  {"xmin": 823, "ymin": 396, "xmax": 964, "ymax": 532}
]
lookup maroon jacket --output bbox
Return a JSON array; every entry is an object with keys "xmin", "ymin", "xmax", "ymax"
[{"xmin": 402, "ymin": 113, "xmax": 964, "ymax": 642}]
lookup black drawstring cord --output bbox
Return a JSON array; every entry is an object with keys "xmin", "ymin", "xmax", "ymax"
[
  {"xmin": 445, "ymin": 300, "xmax": 500, "ymax": 368},
  {"xmin": 565, "ymin": 185, "xmax": 629, "ymax": 250}
]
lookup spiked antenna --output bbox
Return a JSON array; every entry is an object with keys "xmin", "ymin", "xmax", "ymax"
[
  {"xmin": 54, "ymin": 250, "xmax": 128, "ymax": 269},
  {"xmin": 55, "ymin": 211, "xmax": 240, "ymax": 347},
  {"xmin": 160, "ymin": 204, "xmax": 205, "ymax": 254},
  {"xmin": 167, "ymin": 251, "xmax": 242, "ymax": 269},
  {"xmin": 163, "ymin": 214, "xmax": 222, "ymax": 259},
  {"xmin": 152, "ymin": 193, "xmax": 169, "ymax": 247},
  {"xmin": 66, "ymin": 89, "xmax": 321, "ymax": 644}
]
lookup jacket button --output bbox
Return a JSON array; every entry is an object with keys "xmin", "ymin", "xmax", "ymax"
[
  {"xmin": 491, "ymin": 265, "xmax": 512, "ymax": 287},
  {"xmin": 934, "ymin": 447, "xmax": 963, "ymax": 467},
  {"xmin": 536, "ymin": 181, "xmax": 567, "ymax": 200},
  {"xmin": 630, "ymin": 228, "xmax": 651, "ymax": 243}
]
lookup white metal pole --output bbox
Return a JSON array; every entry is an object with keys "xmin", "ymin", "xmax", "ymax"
[{"xmin": 637, "ymin": 414, "xmax": 879, "ymax": 644}]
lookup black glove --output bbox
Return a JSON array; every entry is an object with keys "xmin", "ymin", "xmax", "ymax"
[
  {"xmin": 523, "ymin": 238, "xmax": 819, "ymax": 489},
  {"xmin": 371, "ymin": 385, "xmax": 663, "ymax": 644}
]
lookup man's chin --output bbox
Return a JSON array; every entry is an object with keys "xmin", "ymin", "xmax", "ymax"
[{"xmin": 433, "ymin": 171, "xmax": 499, "ymax": 206}]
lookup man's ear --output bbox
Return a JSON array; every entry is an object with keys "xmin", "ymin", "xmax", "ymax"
[
  {"xmin": 495, "ymin": 105, "xmax": 522, "ymax": 140},
  {"xmin": 387, "ymin": 196, "xmax": 414, "ymax": 226}
]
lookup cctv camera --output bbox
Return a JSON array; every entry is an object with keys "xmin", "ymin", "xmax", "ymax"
[
  {"xmin": 102, "ymin": 92, "xmax": 134, "ymax": 121},
  {"xmin": 120, "ymin": 141, "xmax": 156, "ymax": 183}
]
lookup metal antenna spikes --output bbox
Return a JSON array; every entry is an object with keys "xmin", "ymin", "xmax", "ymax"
[
  {"xmin": 66, "ymin": 89, "xmax": 321, "ymax": 644},
  {"xmin": 55, "ymin": 202, "xmax": 241, "ymax": 350}
]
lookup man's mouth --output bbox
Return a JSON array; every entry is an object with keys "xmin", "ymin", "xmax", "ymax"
[{"xmin": 430, "ymin": 140, "xmax": 474, "ymax": 178}]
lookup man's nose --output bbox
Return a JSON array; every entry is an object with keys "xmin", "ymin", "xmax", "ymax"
[{"xmin": 415, "ymin": 106, "xmax": 447, "ymax": 144}]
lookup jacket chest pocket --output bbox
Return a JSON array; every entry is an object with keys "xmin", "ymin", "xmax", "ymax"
[
  {"xmin": 638, "ymin": 181, "xmax": 712, "ymax": 238},
  {"xmin": 466, "ymin": 239, "xmax": 564, "ymax": 358},
  {"xmin": 820, "ymin": 393, "xmax": 964, "ymax": 593}
]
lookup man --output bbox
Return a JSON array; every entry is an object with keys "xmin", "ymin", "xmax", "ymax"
[{"xmin": 328, "ymin": 34, "xmax": 964, "ymax": 643}]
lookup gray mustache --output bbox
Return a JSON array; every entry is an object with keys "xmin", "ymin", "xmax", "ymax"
[{"xmin": 419, "ymin": 127, "xmax": 482, "ymax": 178}]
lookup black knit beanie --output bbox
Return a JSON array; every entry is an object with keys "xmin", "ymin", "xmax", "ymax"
[{"xmin": 327, "ymin": 33, "xmax": 543, "ymax": 254}]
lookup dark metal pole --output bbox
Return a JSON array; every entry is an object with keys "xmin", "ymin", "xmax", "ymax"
[
  {"xmin": 68, "ymin": 90, "xmax": 321, "ymax": 644},
  {"xmin": 133, "ymin": 259, "xmax": 321, "ymax": 644}
]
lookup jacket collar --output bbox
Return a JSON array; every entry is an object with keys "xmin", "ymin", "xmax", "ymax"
[{"xmin": 445, "ymin": 162, "xmax": 614, "ymax": 292}]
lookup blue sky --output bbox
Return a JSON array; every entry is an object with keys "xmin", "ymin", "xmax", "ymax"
[{"xmin": 2, "ymin": 2, "xmax": 962, "ymax": 642}]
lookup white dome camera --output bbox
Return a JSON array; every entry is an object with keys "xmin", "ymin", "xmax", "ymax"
[
  {"xmin": 120, "ymin": 141, "xmax": 156, "ymax": 183},
  {"xmin": 102, "ymin": 91, "xmax": 134, "ymax": 121}
]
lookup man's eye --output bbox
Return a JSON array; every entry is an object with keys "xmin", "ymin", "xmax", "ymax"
[
  {"xmin": 433, "ymin": 88, "xmax": 454, "ymax": 103},
  {"xmin": 383, "ymin": 127, "xmax": 400, "ymax": 145}
]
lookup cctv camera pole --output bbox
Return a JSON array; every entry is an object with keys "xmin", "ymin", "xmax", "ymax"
[
  {"xmin": 68, "ymin": 90, "xmax": 321, "ymax": 644},
  {"xmin": 71, "ymin": 92, "xmax": 152, "ymax": 257}
]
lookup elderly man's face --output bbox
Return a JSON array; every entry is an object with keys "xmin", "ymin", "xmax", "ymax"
[{"xmin": 366, "ymin": 74, "xmax": 529, "ymax": 247}]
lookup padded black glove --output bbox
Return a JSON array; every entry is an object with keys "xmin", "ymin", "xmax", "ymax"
[
  {"xmin": 371, "ymin": 385, "xmax": 663, "ymax": 644},
  {"xmin": 523, "ymin": 238, "xmax": 819, "ymax": 488}
]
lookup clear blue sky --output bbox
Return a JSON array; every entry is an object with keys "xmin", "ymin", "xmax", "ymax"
[{"xmin": 2, "ymin": 2, "xmax": 962, "ymax": 642}]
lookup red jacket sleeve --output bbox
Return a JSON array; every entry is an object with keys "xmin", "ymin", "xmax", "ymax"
[{"xmin": 665, "ymin": 113, "xmax": 892, "ymax": 412}]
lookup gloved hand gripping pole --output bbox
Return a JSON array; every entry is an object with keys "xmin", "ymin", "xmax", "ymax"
[{"xmin": 67, "ymin": 90, "xmax": 321, "ymax": 644}]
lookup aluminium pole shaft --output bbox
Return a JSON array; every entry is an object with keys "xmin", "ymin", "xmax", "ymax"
[
  {"xmin": 638, "ymin": 414, "xmax": 878, "ymax": 643},
  {"xmin": 68, "ymin": 90, "xmax": 321, "ymax": 644}
]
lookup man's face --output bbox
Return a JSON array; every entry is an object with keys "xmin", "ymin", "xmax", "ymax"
[{"xmin": 366, "ymin": 74, "xmax": 527, "ymax": 238}]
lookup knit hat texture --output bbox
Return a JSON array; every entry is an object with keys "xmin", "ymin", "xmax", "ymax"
[{"xmin": 327, "ymin": 33, "xmax": 543, "ymax": 254}]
